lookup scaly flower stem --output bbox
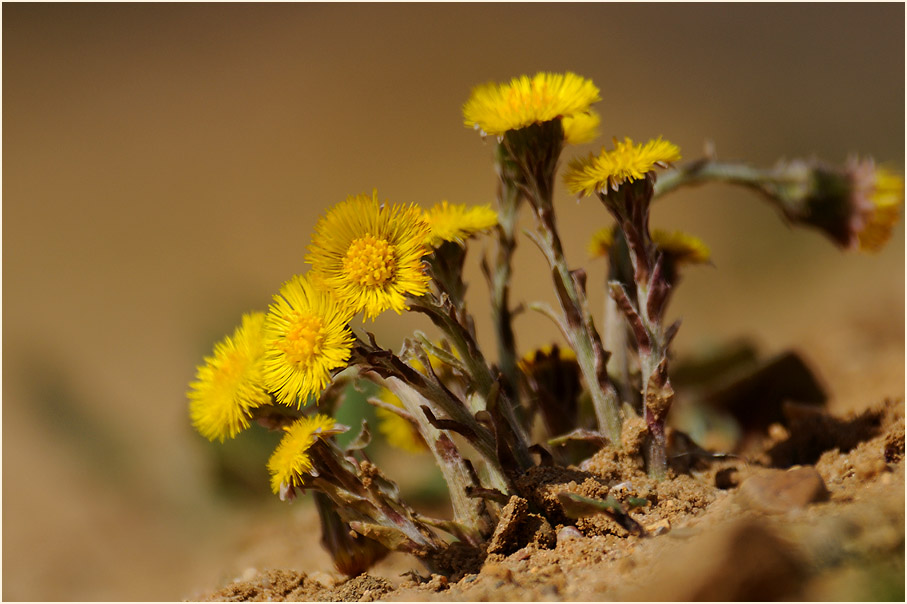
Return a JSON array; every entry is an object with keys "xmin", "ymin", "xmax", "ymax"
[
  {"xmin": 602, "ymin": 176, "xmax": 676, "ymax": 479},
  {"xmin": 409, "ymin": 295, "xmax": 534, "ymax": 472},
  {"xmin": 602, "ymin": 231, "xmax": 636, "ymax": 408},
  {"xmin": 603, "ymin": 291, "xmax": 633, "ymax": 406},
  {"xmin": 498, "ymin": 120, "xmax": 622, "ymax": 445},
  {"xmin": 382, "ymin": 377, "xmax": 495, "ymax": 541},
  {"xmin": 351, "ymin": 336, "xmax": 514, "ymax": 488},
  {"xmin": 309, "ymin": 438, "xmax": 445, "ymax": 556},
  {"xmin": 531, "ymin": 203, "xmax": 623, "ymax": 445},
  {"xmin": 634, "ymin": 278, "xmax": 673, "ymax": 480}
]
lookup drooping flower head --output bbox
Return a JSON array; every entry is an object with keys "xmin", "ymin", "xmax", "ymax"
[
  {"xmin": 308, "ymin": 191, "xmax": 431, "ymax": 320},
  {"xmin": 263, "ymin": 274, "xmax": 355, "ymax": 407},
  {"xmin": 188, "ymin": 312, "xmax": 271, "ymax": 442},
  {"xmin": 463, "ymin": 72, "xmax": 601, "ymax": 138},
  {"xmin": 424, "ymin": 201, "xmax": 498, "ymax": 248},
  {"xmin": 768, "ymin": 157, "xmax": 903, "ymax": 253},
  {"xmin": 565, "ymin": 137, "xmax": 682, "ymax": 196},
  {"xmin": 848, "ymin": 159, "xmax": 904, "ymax": 252},
  {"xmin": 268, "ymin": 414, "xmax": 345, "ymax": 497}
]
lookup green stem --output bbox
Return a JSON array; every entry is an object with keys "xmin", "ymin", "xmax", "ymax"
[{"xmin": 654, "ymin": 159, "xmax": 769, "ymax": 199}]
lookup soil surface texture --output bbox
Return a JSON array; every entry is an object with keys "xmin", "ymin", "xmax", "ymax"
[{"xmin": 196, "ymin": 397, "xmax": 905, "ymax": 602}]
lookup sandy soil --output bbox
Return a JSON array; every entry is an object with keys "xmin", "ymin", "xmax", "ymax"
[{"xmin": 194, "ymin": 347, "xmax": 905, "ymax": 601}]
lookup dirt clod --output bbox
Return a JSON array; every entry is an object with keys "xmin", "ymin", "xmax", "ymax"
[
  {"xmin": 326, "ymin": 574, "xmax": 392, "ymax": 602},
  {"xmin": 626, "ymin": 518, "xmax": 808, "ymax": 601},
  {"xmin": 486, "ymin": 495, "xmax": 555, "ymax": 555}
]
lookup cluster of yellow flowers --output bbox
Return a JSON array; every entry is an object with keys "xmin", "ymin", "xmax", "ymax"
[
  {"xmin": 188, "ymin": 191, "xmax": 497, "ymax": 492},
  {"xmin": 188, "ymin": 68, "xmax": 902, "ymax": 511}
]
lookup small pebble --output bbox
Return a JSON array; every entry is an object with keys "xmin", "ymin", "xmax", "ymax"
[
  {"xmin": 556, "ymin": 526, "xmax": 584, "ymax": 543},
  {"xmin": 768, "ymin": 423, "xmax": 789, "ymax": 441},
  {"xmin": 645, "ymin": 519, "xmax": 671, "ymax": 536},
  {"xmin": 612, "ymin": 481, "xmax": 633, "ymax": 493},
  {"xmin": 425, "ymin": 574, "xmax": 448, "ymax": 591}
]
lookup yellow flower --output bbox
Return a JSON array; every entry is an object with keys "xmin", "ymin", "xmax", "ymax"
[
  {"xmin": 188, "ymin": 312, "xmax": 271, "ymax": 442},
  {"xmin": 562, "ymin": 109, "xmax": 601, "ymax": 145},
  {"xmin": 651, "ymin": 229, "xmax": 711, "ymax": 265},
  {"xmin": 463, "ymin": 72, "xmax": 600, "ymax": 137},
  {"xmin": 565, "ymin": 137, "xmax": 682, "ymax": 196},
  {"xmin": 375, "ymin": 390, "xmax": 427, "ymax": 454},
  {"xmin": 268, "ymin": 414, "xmax": 342, "ymax": 495},
  {"xmin": 424, "ymin": 201, "xmax": 498, "ymax": 248},
  {"xmin": 587, "ymin": 226, "xmax": 616, "ymax": 259},
  {"xmin": 308, "ymin": 191, "xmax": 431, "ymax": 320},
  {"xmin": 263, "ymin": 274, "xmax": 355, "ymax": 407},
  {"xmin": 854, "ymin": 165, "xmax": 904, "ymax": 252}
]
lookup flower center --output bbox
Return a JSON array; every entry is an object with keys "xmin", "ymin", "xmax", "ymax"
[
  {"xmin": 281, "ymin": 312, "xmax": 325, "ymax": 367},
  {"xmin": 343, "ymin": 234, "xmax": 396, "ymax": 287}
]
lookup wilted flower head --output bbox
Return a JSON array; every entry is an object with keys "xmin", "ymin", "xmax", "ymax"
[
  {"xmin": 424, "ymin": 201, "xmax": 498, "ymax": 248},
  {"xmin": 263, "ymin": 274, "xmax": 355, "ymax": 407},
  {"xmin": 463, "ymin": 72, "xmax": 600, "ymax": 138},
  {"xmin": 268, "ymin": 414, "xmax": 345, "ymax": 498},
  {"xmin": 188, "ymin": 312, "xmax": 271, "ymax": 442},
  {"xmin": 308, "ymin": 191, "xmax": 431, "ymax": 320},
  {"xmin": 565, "ymin": 137, "xmax": 682, "ymax": 196}
]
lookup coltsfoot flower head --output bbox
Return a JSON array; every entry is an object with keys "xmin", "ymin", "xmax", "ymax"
[
  {"xmin": 848, "ymin": 159, "xmax": 904, "ymax": 252},
  {"xmin": 188, "ymin": 312, "xmax": 271, "ymax": 442},
  {"xmin": 308, "ymin": 191, "xmax": 431, "ymax": 320},
  {"xmin": 268, "ymin": 414, "xmax": 345, "ymax": 497},
  {"xmin": 566, "ymin": 136, "xmax": 682, "ymax": 196},
  {"xmin": 374, "ymin": 390, "xmax": 427, "ymax": 454},
  {"xmin": 463, "ymin": 72, "xmax": 600, "ymax": 138},
  {"xmin": 424, "ymin": 201, "xmax": 498, "ymax": 248},
  {"xmin": 519, "ymin": 344, "xmax": 582, "ymax": 438},
  {"xmin": 651, "ymin": 229, "xmax": 711, "ymax": 265},
  {"xmin": 770, "ymin": 157, "xmax": 904, "ymax": 252},
  {"xmin": 263, "ymin": 274, "xmax": 355, "ymax": 407},
  {"xmin": 587, "ymin": 226, "xmax": 617, "ymax": 259},
  {"xmin": 562, "ymin": 110, "xmax": 601, "ymax": 145}
]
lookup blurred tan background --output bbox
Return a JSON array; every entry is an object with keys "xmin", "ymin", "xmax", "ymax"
[{"xmin": 3, "ymin": 3, "xmax": 904, "ymax": 600}]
